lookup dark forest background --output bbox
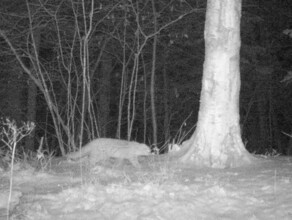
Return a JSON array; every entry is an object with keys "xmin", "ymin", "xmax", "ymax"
[{"xmin": 0, "ymin": 0, "xmax": 291, "ymax": 156}]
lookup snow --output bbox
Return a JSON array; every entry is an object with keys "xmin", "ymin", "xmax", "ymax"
[{"xmin": 0, "ymin": 156, "xmax": 292, "ymax": 220}]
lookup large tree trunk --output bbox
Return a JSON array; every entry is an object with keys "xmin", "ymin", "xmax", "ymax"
[{"xmin": 179, "ymin": 0, "xmax": 254, "ymax": 168}]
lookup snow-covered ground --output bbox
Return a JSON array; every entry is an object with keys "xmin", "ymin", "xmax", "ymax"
[{"xmin": 0, "ymin": 156, "xmax": 292, "ymax": 220}]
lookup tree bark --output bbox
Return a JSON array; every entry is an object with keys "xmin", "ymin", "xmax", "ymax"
[{"xmin": 180, "ymin": 0, "xmax": 254, "ymax": 168}]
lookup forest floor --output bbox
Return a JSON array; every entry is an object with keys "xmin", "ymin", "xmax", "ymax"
[{"xmin": 0, "ymin": 155, "xmax": 291, "ymax": 220}]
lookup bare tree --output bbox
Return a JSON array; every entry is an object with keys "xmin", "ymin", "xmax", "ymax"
[{"xmin": 179, "ymin": 0, "xmax": 255, "ymax": 168}]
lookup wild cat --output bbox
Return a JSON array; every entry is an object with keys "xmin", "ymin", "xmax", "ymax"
[{"xmin": 66, "ymin": 138, "xmax": 151, "ymax": 167}]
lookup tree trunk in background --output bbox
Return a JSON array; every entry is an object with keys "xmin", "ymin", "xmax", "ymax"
[
  {"xmin": 180, "ymin": 0, "xmax": 254, "ymax": 168},
  {"xmin": 256, "ymin": 90, "xmax": 269, "ymax": 153},
  {"xmin": 163, "ymin": 49, "xmax": 170, "ymax": 143},
  {"xmin": 25, "ymin": 78, "xmax": 37, "ymax": 150},
  {"xmin": 6, "ymin": 72, "xmax": 23, "ymax": 123},
  {"xmin": 150, "ymin": 0, "xmax": 158, "ymax": 147},
  {"xmin": 288, "ymin": 131, "xmax": 292, "ymax": 155},
  {"xmin": 98, "ymin": 53, "xmax": 112, "ymax": 137},
  {"xmin": 25, "ymin": 29, "xmax": 40, "ymax": 151},
  {"xmin": 271, "ymin": 110, "xmax": 282, "ymax": 154}
]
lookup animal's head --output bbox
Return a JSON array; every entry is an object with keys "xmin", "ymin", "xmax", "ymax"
[{"xmin": 134, "ymin": 144, "xmax": 151, "ymax": 155}]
